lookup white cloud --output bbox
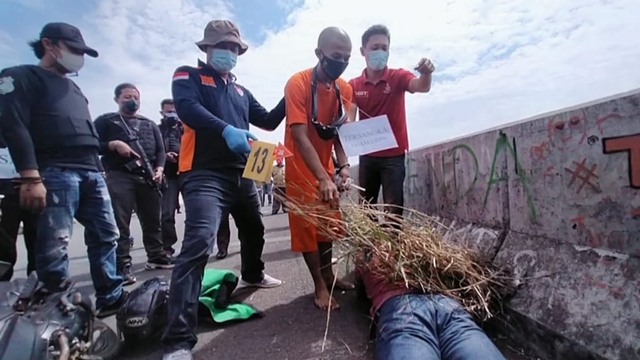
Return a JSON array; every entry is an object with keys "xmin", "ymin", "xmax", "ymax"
[
  {"xmin": 71, "ymin": 0, "xmax": 640, "ymax": 160},
  {"xmin": 0, "ymin": 31, "xmax": 19, "ymax": 65}
]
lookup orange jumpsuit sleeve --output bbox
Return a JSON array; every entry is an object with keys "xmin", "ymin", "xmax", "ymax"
[{"xmin": 284, "ymin": 75, "xmax": 308, "ymax": 127}]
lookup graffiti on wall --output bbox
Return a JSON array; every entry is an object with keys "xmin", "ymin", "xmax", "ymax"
[
  {"xmin": 564, "ymin": 158, "xmax": 602, "ymax": 194},
  {"xmin": 418, "ymin": 133, "xmax": 536, "ymax": 221},
  {"xmin": 424, "ymin": 144, "xmax": 479, "ymax": 205},
  {"xmin": 484, "ymin": 134, "xmax": 537, "ymax": 221},
  {"xmin": 406, "ymin": 106, "xmax": 636, "ymax": 230},
  {"xmin": 450, "ymin": 144, "xmax": 479, "ymax": 203},
  {"xmin": 406, "ymin": 153, "xmax": 424, "ymax": 196},
  {"xmin": 571, "ymin": 212, "xmax": 640, "ymax": 258},
  {"xmin": 602, "ymin": 133, "xmax": 640, "ymax": 189},
  {"xmin": 529, "ymin": 111, "xmax": 625, "ymax": 164}
]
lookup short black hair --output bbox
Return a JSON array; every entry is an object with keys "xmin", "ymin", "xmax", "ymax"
[
  {"xmin": 160, "ymin": 98, "xmax": 174, "ymax": 108},
  {"xmin": 114, "ymin": 83, "xmax": 139, "ymax": 98},
  {"xmin": 28, "ymin": 38, "xmax": 59, "ymax": 60},
  {"xmin": 361, "ymin": 24, "xmax": 390, "ymax": 47}
]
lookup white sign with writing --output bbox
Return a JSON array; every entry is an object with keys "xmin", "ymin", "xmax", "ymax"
[
  {"xmin": 0, "ymin": 148, "xmax": 18, "ymax": 179},
  {"xmin": 338, "ymin": 114, "xmax": 398, "ymax": 157}
]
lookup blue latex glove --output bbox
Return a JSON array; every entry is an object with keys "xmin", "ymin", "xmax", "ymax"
[{"xmin": 221, "ymin": 126, "xmax": 258, "ymax": 154}]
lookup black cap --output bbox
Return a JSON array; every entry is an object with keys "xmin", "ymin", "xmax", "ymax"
[{"xmin": 39, "ymin": 22, "xmax": 98, "ymax": 58}]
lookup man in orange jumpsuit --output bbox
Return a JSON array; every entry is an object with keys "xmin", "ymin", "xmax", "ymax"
[{"xmin": 284, "ymin": 27, "xmax": 354, "ymax": 310}]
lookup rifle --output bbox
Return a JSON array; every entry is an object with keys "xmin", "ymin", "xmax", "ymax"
[{"xmin": 116, "ymin": 115, "xmax": 163, "ymax": 196}]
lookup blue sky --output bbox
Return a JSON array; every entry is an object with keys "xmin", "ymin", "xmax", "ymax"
[{"xmin": 1, "ymin": 0, "xmax": 640, "ymax": 157}]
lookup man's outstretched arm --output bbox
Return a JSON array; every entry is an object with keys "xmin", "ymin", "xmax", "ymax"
[
  {"xmin": 247, "ymin": 90, "xmax": 286, "ymax": 131},
  {"xmin": 407, "ymin": 58, "xmax": 435, "ymax": 93}
]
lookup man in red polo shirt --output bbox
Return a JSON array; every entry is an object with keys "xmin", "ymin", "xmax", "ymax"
[{"xmin": 348, "ymin": 24, "xmax": 434, "ymax": 218}]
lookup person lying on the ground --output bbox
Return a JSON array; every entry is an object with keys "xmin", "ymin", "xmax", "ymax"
[
  {"xmin": 355, "ymin": 253, "xmax": 507, "ymax": 360},
  {"xmin": 283, "ymin": 26, "xmax": 355, "ymax": 311}
]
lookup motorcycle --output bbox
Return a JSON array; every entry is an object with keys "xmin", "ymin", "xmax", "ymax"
[{"xmin": 0, "ymin": 261, "xmax": 122, "ymax": 360}]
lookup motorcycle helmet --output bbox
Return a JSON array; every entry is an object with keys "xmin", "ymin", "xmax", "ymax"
[{"xmin": 116, "ymin": 277, "xmax": 169, "ymax": 345}]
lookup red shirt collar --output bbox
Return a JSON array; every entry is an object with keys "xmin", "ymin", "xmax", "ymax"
[{"xmin": 361, "ymin": 66, "xmax": 390, "ymax": 84}]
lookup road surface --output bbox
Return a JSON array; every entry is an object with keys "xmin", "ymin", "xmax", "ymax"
[{"xmin": 12, "ymin": 206, "xmax": 536, "ymax": 360}]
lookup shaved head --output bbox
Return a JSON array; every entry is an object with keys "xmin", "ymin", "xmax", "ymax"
[
  {"xmin": 317, "ymin": 27, "xmax": 351, "ymax": 50},
  {"xmin": 315, "ymin": 27, "xmax": 352, "ymax": 81}
]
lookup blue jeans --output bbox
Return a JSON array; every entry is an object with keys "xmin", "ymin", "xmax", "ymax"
[
  {"xmin": 36, "ymin": 167, "xmax": 123, "ymax": 309},
  {"xmin": 163, "ymin": 169, "xmax": 266, "ymax": 351},
  {"xmin": 376, "ymin": 294, "xmax": 506, "ymax": 360}
]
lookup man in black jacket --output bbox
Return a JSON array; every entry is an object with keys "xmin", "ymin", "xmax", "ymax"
[
  {"xmin": 158, "ymin": 98, "xmax": 183, "ymax": 256},
  {"xmin": 0, "ymin": 22, "xmax": 124, "ymax": 318},
  {"xmin": 94, "ymin": 83, "xmax": 172, "ymax": 286}
]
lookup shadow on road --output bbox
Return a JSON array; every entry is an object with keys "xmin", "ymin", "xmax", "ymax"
[
  {"xmin": 194, "ymin": 292, "xmax": 374, "ymax": 360},
  {"xmin": 117, "ymin": 289, "xmax": 374, "ymax": 360}
]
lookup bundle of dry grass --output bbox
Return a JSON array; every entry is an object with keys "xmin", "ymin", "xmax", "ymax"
[{"xmin": 277, "ymin": 185, "xmax": 516, "ymax": 321}]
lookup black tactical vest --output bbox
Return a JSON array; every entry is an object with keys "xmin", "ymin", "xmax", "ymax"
[
  {"xmin": 24, "ymin": 66, "xmax": 99, "ymax": 151},
  {"xmin": 96, "ymin": 113, "xmax": 160, "ymax": 172}
]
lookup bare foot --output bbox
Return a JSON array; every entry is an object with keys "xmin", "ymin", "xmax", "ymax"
[
  {"xmin": 314, "ymin": 286, "xmax": 340, "ymax": 310},
  {"xmin": 324, "ymin": 276, "xmax": 355, "ymax": 291}
]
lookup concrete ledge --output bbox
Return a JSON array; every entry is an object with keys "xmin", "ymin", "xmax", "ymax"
[{"xmin": 495, "ymin": 232, "xmax": 640, "ymax": 360}]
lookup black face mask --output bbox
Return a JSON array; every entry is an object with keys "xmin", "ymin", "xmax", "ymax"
[
  {"xmin": 321, "ymin": 56, "xmax": 348, "ymax": 81},
  {"xmin": 163, "ymin": 115, "xmax": 178, "ymax": 126},
  {"xmin": 311, "ymin": 67, "xmax": 348, "ymax": 141},
  {"xmin": 123, "ymin": 99, "xmax": 140, "ymax": 113}
]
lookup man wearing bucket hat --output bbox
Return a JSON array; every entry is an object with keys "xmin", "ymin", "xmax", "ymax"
[
  {"xmin": 0, "ymin": 22, "xmax": 125, "ymax": 318},
  {"xmin": 163, "ymin": 20, "xmax": 286, "ymax": 359}
]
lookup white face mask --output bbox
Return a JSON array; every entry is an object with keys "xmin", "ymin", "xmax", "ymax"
[{"xmin": 53, "ymin": 49, "xmax": 85, "ymax": 73}]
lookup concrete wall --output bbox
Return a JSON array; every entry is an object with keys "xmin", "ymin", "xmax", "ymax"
[{"xmin": 351, "ymin": 89, "xmax": 640, "ymax": 360}]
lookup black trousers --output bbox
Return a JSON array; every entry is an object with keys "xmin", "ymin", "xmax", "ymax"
[
  {"xmin": 216, "ymin": 213, "xmax": 231, "ymax": 252},
  {"xmin": 161, "ymin": 176, "xmax": 180, "ymax": 253},
  {"xmin": 0, "ymin": 192, "xmax": 37, "ymax": 281},
  {"xmin": 358, "ymin": 154, "xmax": 406, "ymax": 217},
  {"xmin": 105, "ymin": 171, "xmax": 164, "ymax": 269}
]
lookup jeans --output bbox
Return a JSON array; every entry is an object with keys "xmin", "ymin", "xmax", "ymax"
[
  {"xmin": 359, "ymin": 154, "xmax": 406, "ymax": 218},
  {"xmin": 261, "ymin": 183, "xmax": 272, "ymax": 206},
  {"xmin": 376, "ymin": 294, "xmax": 505, "ymax": 360},
  {"xmin": 105, "ymin": 170, "xmax": 164, "ymax": 269},
  {"xmin": 164, "ymin": 169, "xmax": 266, "ymax": 351},
  {"xmin": 0, "ymin": 191, "xmax": 37, "ymax": 281},
  {"xmin": 161, "ymin": 177, "xmax": 180, "ymax": 253},
  {"xmin": 36, "ymin": 167, "xmax": 123, "ymax": 309}
]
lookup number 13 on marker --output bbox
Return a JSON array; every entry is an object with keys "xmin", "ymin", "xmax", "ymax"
[{"xmin": 242, "ymin": 140, "xmax": 277, "ymax": 182}]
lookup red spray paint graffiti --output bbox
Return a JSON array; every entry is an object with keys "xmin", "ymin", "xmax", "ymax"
[
  {"xmin": 547, "ymin": 110, "xmax": 588, "ymax": 150},
  {"xmin": 564, "ymin": 159, "xmax": 601, "ymax": 194}
]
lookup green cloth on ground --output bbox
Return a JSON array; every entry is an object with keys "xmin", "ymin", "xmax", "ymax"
[{"xmin": 199, "ymin": 268, "xmax": 259, "ymax": 323}]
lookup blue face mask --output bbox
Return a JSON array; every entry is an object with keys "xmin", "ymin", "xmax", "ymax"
[
  {"xmin": 209, "ymin": 49, "xmax": 238, "ymax": 73},
  {"xmin": 366, "ymin": 50, "xmax": 389, "ymax": 71}
]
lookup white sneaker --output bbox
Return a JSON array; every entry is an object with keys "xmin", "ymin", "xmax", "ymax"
[
  {"xmin": 163, "ymin": 349, "xmax": 193, "ymax": 360},
  {"xmin": 239, "ymin": 274, "xmax": 283, "ymax": 288}
]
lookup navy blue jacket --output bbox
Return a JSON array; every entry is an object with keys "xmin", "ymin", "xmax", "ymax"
[{"xmin": 172, "ymin": 60, "xmax": 285, "ymax": 171}]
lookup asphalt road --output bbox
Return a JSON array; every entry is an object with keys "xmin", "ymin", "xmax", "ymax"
[{"xmin": 12, "ymin": 205, "xmax": 536, "ymax": 360}]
